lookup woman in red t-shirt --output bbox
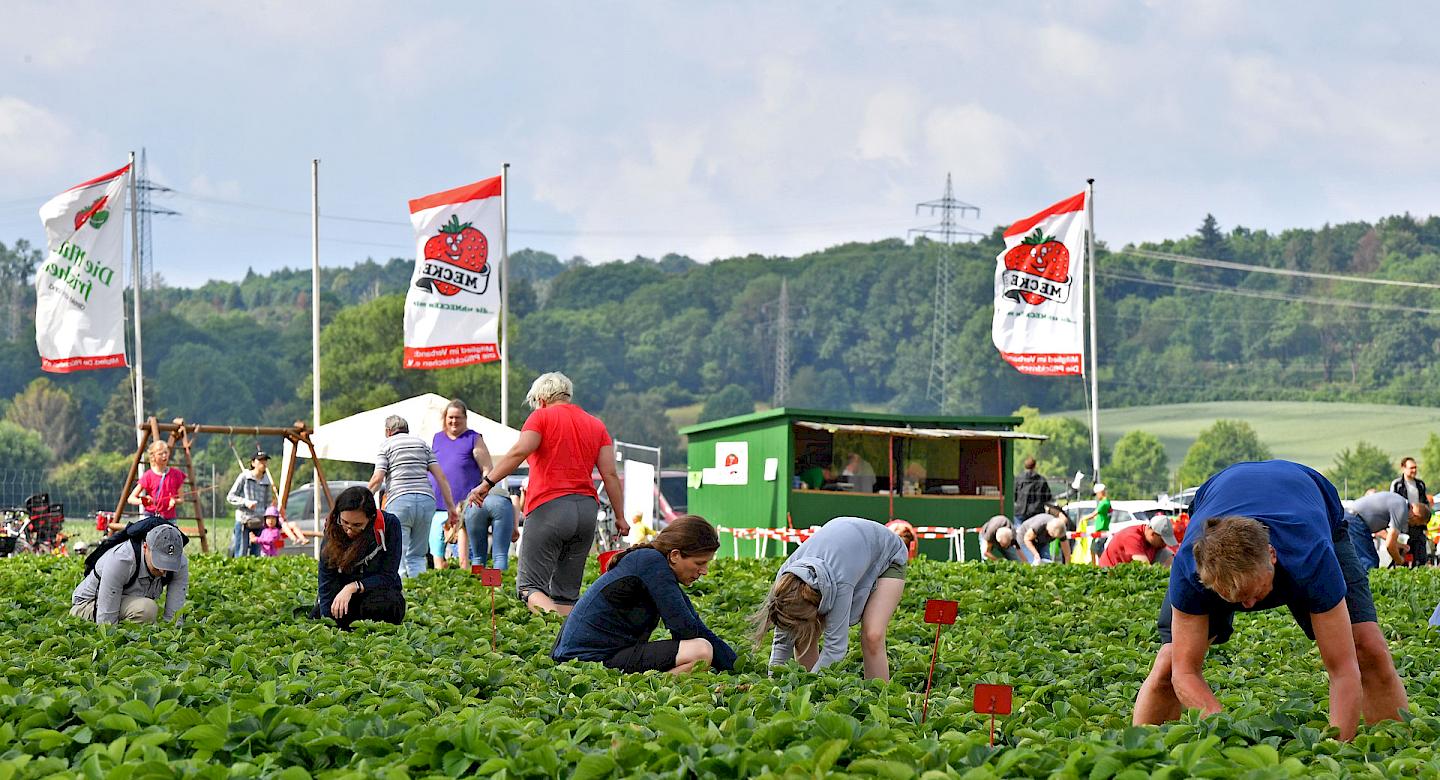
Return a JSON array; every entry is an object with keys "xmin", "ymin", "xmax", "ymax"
[
  {"xmin": 468, "ymin": 372, "xmax": 628, "ymax": 615},
  {"xmin": 127, "ymin": 440, "xmax": 187, "ymax": 520}
]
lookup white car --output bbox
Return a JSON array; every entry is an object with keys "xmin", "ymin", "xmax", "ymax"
[{"xmin": 1064, "ymin": 499, "xmax": 1185, "ymax": 538}]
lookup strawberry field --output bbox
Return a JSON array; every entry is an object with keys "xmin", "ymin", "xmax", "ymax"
[{"xmin": 5, "ymin": 555, "xmax": 1440, "ymax": 778}]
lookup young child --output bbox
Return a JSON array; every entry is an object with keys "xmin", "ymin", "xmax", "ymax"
[
  {"xmin": 127, "ymin": 441, "xmax": 187, "ymax": 520},
  {"xmin": 252, "ymin": 506, "xmax": 285, "ymax": 557},
  {"xmin": 752, "ymin": 516, "xmax": 908, "ymax": 680}
]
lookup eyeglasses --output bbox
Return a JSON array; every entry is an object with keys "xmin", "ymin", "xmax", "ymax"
[{"xmin": 338, "ymin": 519, "xmax": 369, "ymax": 533}]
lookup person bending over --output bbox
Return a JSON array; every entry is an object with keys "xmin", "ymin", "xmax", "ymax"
[
  {"xmin": 980, "ymin": 514, "xmax": 1022, "ymax": 562},
  {"xmin": 307, "ymin": 487, "xmax": 405, "ymax": 630},
  {"xmin": 1097, "ymin": 514, "xmax": 1178, "ymax": 568},
  {"xmin": 1133, "ymin": 460, "xmax": 1407, "ymax": 741},
  {"xmin": 752, "ymin": 516, "xmax": 907, "ymax": 681},
  {"xmin": 1018, "ymin": 506, "xmax": 1070, "ymax": 565},
  {"xmin": 553, "ymin": 515, "xmax": 735, "ymax": 674},
  {"xmin": 1346, "ymin": 490, "xmax": 1428, "ymax": 570}
]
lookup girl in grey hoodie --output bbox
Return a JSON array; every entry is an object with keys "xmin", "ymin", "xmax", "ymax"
[{"xmin": 752, "ymin": 516, "xmax": 909, "ymax": 680}]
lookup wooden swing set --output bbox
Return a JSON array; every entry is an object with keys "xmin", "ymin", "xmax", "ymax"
[{"xmin": 113, "ymin": 417, "xmax": 333, "ymax": 552}]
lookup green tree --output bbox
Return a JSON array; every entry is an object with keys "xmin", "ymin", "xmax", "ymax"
[
  {"xmin": 0, "ymin": 421, "xmax": 53, "ymax": 475},
  {"xmin": 1418, "ymin": 433, "xmax": 1440, "ymax": 486},
  {"xmin": 91, "ymin": 378, "xmax": 152, "ymax": 457},
  {"xmin": 699, "ymin": 385, "xmax": 754, "ymax": 424},
  {"xmin": 1176, "ymin": 420, "xmax": 1272, "ymax": 488},
  {"xmin": 1012, "ymin": 406, "xmax": 1098, "ymax": 485},
  {"xmin": 47, "ymin": 451, "xmax": 131, "ymax": 513},
  {"xmin": 5, "ymin": 378, "xmax": 80, "ymax": 460},
  {"xmin": 787, "ymin": 367, "xmax": 852, "ymax": 411},
  {"xmin": 599, "ymin": 391, "xmax": 682, "ymax": 465},
  {"xmin": 1324, "ymin": 441, "xmax": 1394, "ymax": 498},
  {"xmin": 1104, "ymin": 430, "xmax": 1170, "ymax": 499}
]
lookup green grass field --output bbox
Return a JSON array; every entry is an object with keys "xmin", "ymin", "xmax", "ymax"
[{"xmin": 1055, "ymin": 401, "xmax": 1440, "ymax": 483}]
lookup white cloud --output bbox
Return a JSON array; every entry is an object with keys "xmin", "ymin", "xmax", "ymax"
[
  {"xmin": 856, "ymin": 90, "xmax": 919, "ymax": 164},
  {"xmin": 0, "ymin": 97, "xmax": 105, "ymax": 195},
  {"xmin": 922, "ymin": 103, "xmax": 1029, "ymax": 191}
]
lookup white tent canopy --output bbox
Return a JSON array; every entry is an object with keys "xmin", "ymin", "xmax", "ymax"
[{"xmin": 283, "ymin": 393, "xmax": 521, "ymax": 472}]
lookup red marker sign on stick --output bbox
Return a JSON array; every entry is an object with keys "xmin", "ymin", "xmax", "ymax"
[
  {"xmin": 473, "ymin": 566, "xmax": 503, "ymax": 650},
  {"xmin": 973, "ymin": 683, "xmax": 1013, "ymax": 746},
  {"xmin": 921, "ymin": 599, "xmax": 959, "ymax": 723}
]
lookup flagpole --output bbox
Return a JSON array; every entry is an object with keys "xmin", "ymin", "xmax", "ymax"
[
  {"xmin": 311, "ymin": 159, "xmax": 322, "ymax": 560},
  {"xmin": 500, "ymin": 163, "xmax": 510, "ymax": 427},
  {"xmin": 128, "ymin": 152, "xmax": 145, "ymax": 447},
  {"xmin": 1085, "ymin": 178, "xmax": 1100, "ymax": 482}
]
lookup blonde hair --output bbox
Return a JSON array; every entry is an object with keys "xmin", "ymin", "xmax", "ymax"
[
  {"xmin": 146, "ymin": 440, "xmax": 170, "ymax": 463},
  {"xmin": 1193, "ymin": 516, "xmax": 1271, "ymax": 599},
  {"xmin": 526, "ymin": 372, "xmax": 574, "ymax": 409},
  {"xmin": 751, "ymin": 572, "xmax": 823, "ymax": 653}
]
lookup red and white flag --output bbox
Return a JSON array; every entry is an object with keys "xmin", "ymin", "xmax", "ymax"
[
  {"xmin": 35, "ymin": 164, "xmax": 132, "ymax": 373},
  {"xmin": 403, "ymin": 176, "xmax": 503, "ymax": 369},
  {"xmin": 991, "ymin": 192, "xmax": 1088, "ymax": 376}
]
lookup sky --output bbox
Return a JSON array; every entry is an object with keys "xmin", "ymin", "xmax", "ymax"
[{"xmin": 1, "ymin": 1, "xmax": 1436, "ymax": 287}]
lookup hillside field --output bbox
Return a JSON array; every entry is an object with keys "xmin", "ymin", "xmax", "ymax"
[{"xmin": 1056, "ymin": 401, "xmax": 1440, "ymax": 492}]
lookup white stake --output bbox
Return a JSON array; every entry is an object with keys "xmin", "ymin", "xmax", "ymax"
[{"xmin": 312, "ymin": 159, "xmax": 322, "ymax": 560}]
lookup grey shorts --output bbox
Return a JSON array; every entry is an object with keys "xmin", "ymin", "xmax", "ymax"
[
  {"xmin": 516, "ymin": 494, "xmax": 598, "ymax": 606},
  {"xmin": 1157, "ymin": 521, "xmax": 1377, "ymax": 644}
]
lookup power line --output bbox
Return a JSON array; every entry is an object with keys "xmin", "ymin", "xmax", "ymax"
[
  {"xmin": 1120, "ymin": 248, "xmax": 1440, "ymax": 291},
  {"xmin": 1097, "ymin": 270, "xmax": 1440, "ymax": 316}
]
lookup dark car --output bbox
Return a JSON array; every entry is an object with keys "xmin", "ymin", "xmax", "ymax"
[{"xmin": 660, "ymin": 469, "xmax": 687, "ymax": 518}]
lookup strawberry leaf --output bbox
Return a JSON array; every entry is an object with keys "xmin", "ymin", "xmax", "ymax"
[
  {"xmin": 440, "ymin": 214, "xmax": 474, "ymax": 234},
  {"xmin": 1022, "ymin": 228, "xmax": 1056, "ymax": 245}
]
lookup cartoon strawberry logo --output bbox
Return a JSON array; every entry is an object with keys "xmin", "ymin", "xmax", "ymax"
[
  {"xmin": 1002, "ymin": 228, "xmax": 1070, "ymax": 305},
  {"xmin": 420, "ymin": 214, "xmax": 489, "ymax": 296},
  {"xmin": 74, "ymin": 196, "xmax": 111, "ymax": 230}
]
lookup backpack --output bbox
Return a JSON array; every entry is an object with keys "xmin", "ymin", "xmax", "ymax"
[{"xmin": 83, "ymin": 515, "xmax": 188, "ymax": 588}]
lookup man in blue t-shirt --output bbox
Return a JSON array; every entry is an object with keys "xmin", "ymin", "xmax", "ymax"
[{"xmin": 1131, "ymin": 461, "xmax": 1407, "ymax": 741}]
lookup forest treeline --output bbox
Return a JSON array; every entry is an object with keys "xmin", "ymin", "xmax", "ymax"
[{"xmin": 2, "ymin": 211, "xmax": 1439, "ymax": 496}]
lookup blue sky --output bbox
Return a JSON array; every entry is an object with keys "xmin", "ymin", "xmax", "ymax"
[{"xmin": 1, "ymin": 1, "xmax": 1436, "ymax": 287}]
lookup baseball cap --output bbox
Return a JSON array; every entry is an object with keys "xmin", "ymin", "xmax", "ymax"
[
  {"xmin": 1093, "ymin": 483, "xmax": 1107, "ymax": 495},
  {"xmin": 264, "ymin": 505, "xmax": 281, "ymax": 518},
  {"xmin": 253, "ymin": 450, "xmax": 271, "ymax": 461},
  {"xmin": 1148, "ymin": 514, "xmax": 1179, "ymax": 546},
  {"xmin": 146, "ymin": 525, "xmax": 186, "ymax": 572}
]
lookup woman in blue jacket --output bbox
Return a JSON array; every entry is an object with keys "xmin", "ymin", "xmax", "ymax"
[
  {"xmin": 553, "ymin": 515, "xmax": 736, "ymax": 674},
  {"xmin": 306, "ymin": 486, "xmax": 405, "ymax": 630}
]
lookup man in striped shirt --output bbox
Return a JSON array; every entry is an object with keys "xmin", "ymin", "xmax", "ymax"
[{"xmin": 367, "ymin": 415, "xmax": 460, "ymax": 577}]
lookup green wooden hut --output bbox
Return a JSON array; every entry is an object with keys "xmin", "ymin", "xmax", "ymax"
[{"xmin": 680, "ymin": 408, "xmax": 1045, "ymax": 559}]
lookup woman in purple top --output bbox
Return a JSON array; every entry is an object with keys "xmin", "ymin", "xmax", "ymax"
[{"xmin": 428, "ymin": 399, "xmax": 515, "ymax": 570}]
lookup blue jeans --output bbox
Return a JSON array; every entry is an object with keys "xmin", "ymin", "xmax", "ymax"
[
  {"xmin": 231, "ymin": 520, "xmax": 260, "ymax": 557},
  {"xmin": 1347, "ymin": 513, "xmax": 1381, "ymax": 570},
  {"xmin": 466, "ymin": 493, "xmax": 514, "ymax": 570},
  {"xmin": 389, "ymin": 493, "xmax": 435, "ymax": 578}
]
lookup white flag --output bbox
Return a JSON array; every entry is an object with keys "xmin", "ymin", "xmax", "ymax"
[
  {"xmin": 35, "ymin": 164, "xmax": 132, "ymax": 373},
  {"xmin": 991, "ymin": 191, "xmax": 1088, "ymax": 376},
  {"xmin": 403, "ymin": 176, "xmax": 503, "ymax": 369}
]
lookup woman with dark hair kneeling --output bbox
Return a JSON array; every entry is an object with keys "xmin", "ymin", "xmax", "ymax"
[
  {"xmin": 552, "ymin": 515, "xmax": 736, "ymax": 674},
  {"xmin": 307, "ymin": 486, "xmax": 406, "ymax": 630}
]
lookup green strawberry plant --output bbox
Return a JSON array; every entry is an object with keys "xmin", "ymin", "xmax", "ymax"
[{"xmin": 1, "ymin": 552, "xmax": 1439, "ymax": 777}]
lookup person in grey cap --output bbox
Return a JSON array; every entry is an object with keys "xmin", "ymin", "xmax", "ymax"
[
  {"xmin": 980, "ymin": 515, "xmax": 1022, "ymax": 562},
  {"xmin": 71, "ymin": 524, "xmax": 189, "ymax": 624},
  {"xmin": 1097, "ymin": 514, "xmax": 1179, "ymax": 568},
  {"xmin": 1346, "ymin": 491, "xmax": 1430, "ymax": 570}
]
